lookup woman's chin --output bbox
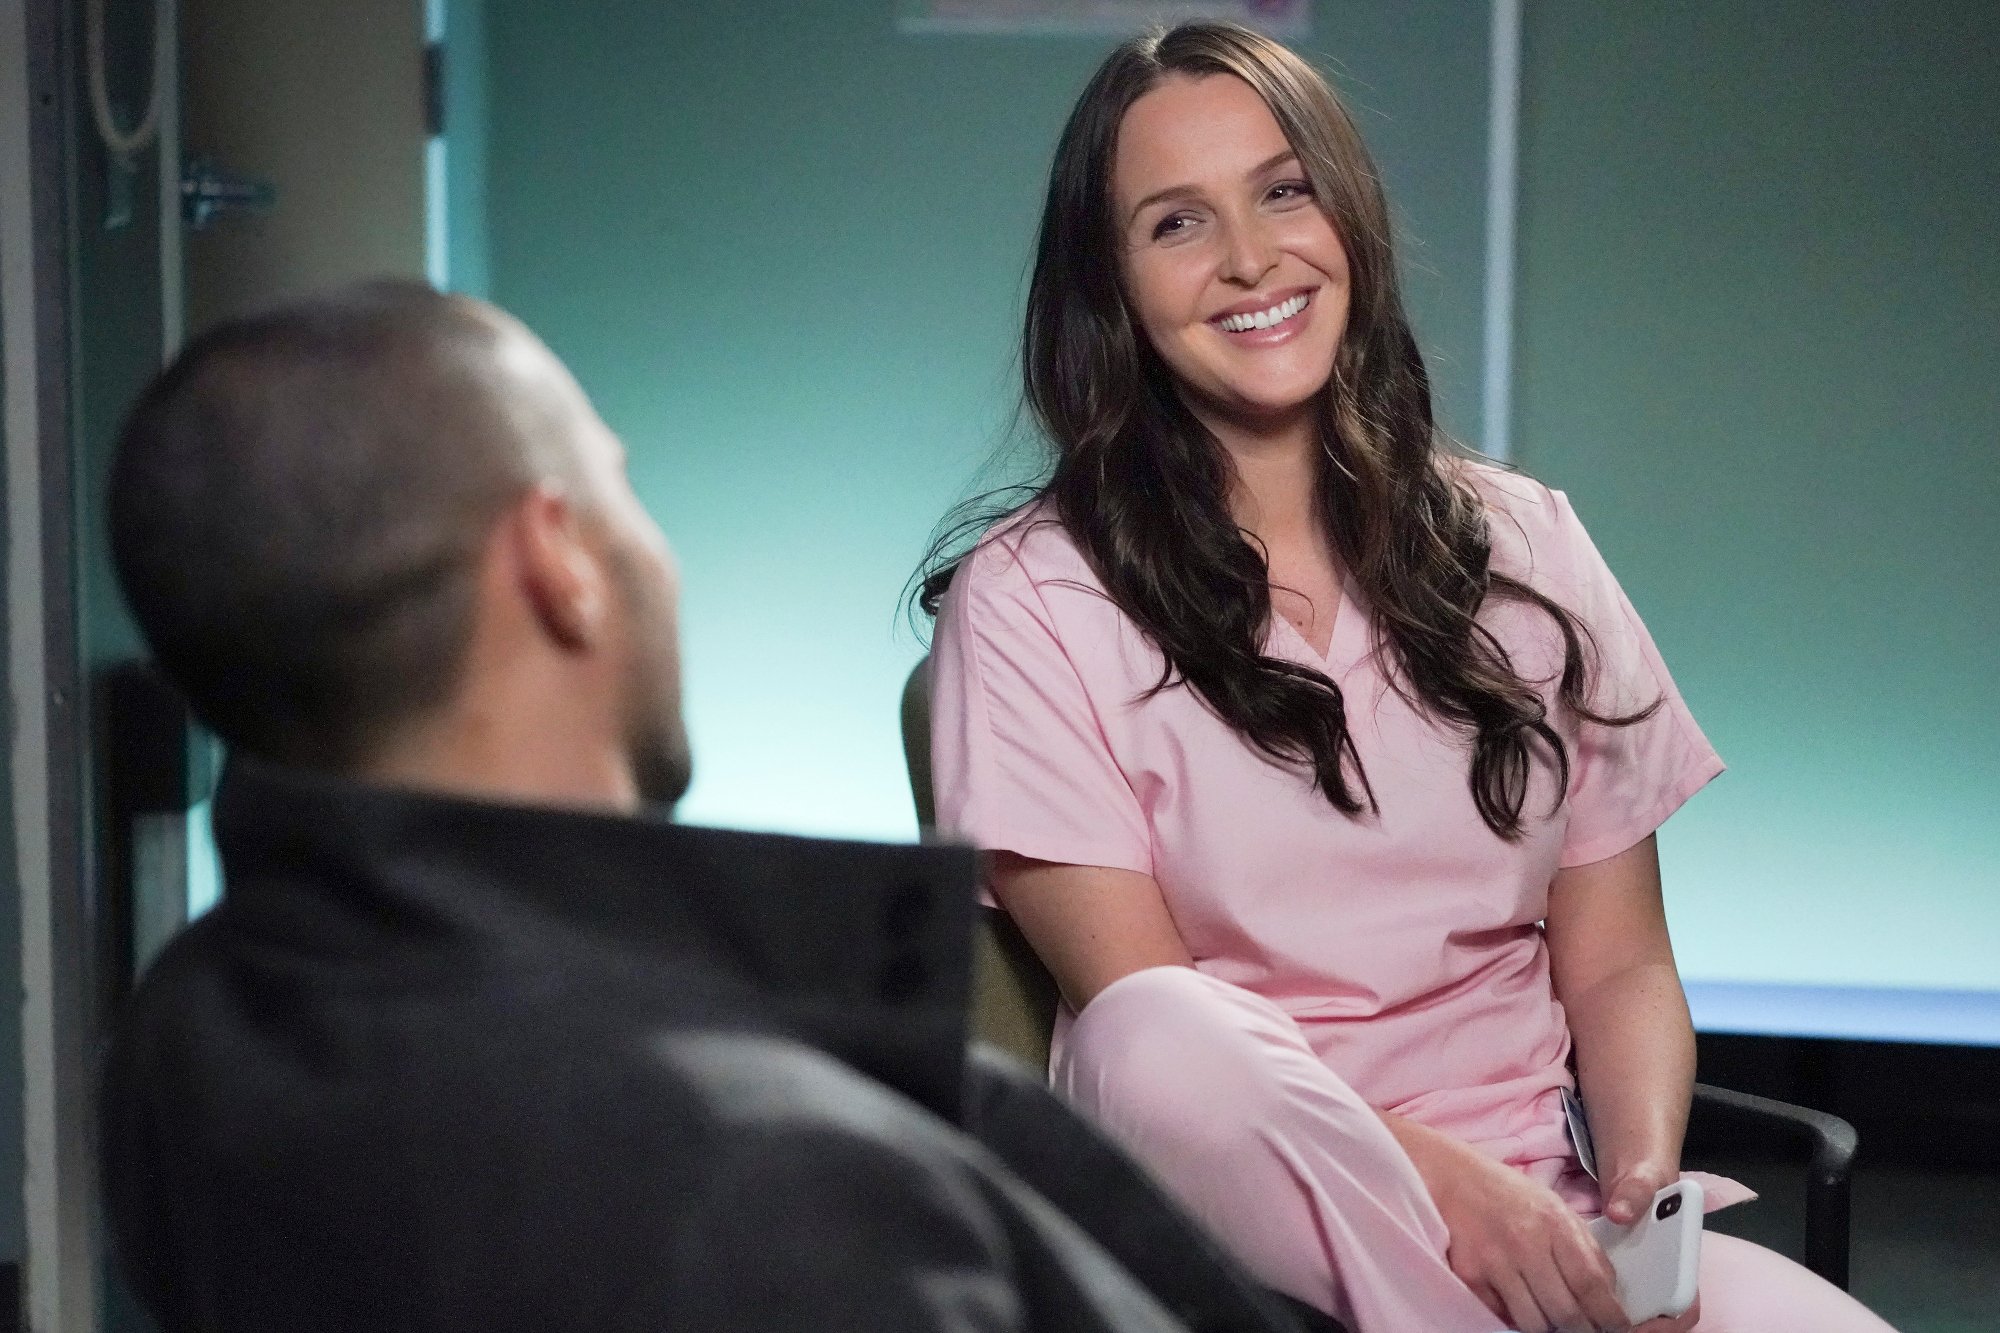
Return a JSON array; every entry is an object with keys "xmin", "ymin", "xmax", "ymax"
[{"xmin": 1194, "ymin": 386, "xmax": 1323, "ymax": 437}]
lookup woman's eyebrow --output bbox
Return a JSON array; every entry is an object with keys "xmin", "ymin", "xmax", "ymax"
[
  {"xmin": 1125, "ymin": 149, "xmax": 1302, "ymax": 225},
  {"xmin": 1244, "ymin": 148, "xmax": 1302, "ymax": 180}
]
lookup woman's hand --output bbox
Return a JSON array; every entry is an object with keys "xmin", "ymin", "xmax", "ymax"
[
  {"xmin": 1385, "ymin": 1113, "xmax": 1632, "ymax": 1333},
  {"xmin": 1602, "ymin": 1163, "xmax": 1701, "ymax": 1332},
  {"xmin": 1600, "ymin": 1160, "xmax": 1696, "ymax": 1320},
  {"xmin": 1600, "ymin": 1159, "xmax": 1679, "ymax": 1227}
]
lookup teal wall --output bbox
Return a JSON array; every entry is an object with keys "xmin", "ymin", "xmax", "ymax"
[
  {"xmin": 1516, "ymin": 1, "xmax": 2000, "ymax": 992},
  {"xmin": 484, "ymin": 0, "xmax": 1492, "ymax": 839}
]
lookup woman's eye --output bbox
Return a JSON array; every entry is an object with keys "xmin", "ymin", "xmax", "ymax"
[
  {"xmin": 1151, "ymin": 213, "xmax": 1195, "ymax": 241},
  {"xmin": 1268, "ymin": 179, "xmax": 1315, "ymax": 204}
]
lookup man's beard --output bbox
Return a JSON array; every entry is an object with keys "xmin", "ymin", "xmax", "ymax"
[
  {"xmin": 629, "ymin": 713, "xmax": 692, "ymax": 809},
  {"xmin": 619, "ymin": 631, "xmax": 691, "ymax": 808},
  {"xmin": 603, "ymin": 537, "xmax": 693, "ymax": 809}
]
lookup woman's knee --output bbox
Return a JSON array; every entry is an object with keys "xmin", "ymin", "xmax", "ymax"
[
  {"xmin": 1065, "ymin": 966, "xmax": 1301, "ymax": 1095},
  {"xmin": 1693, "ymin": 1233, "xmax": 1897, "ymax": 1333},
  {"xmin": 1060, "ymin": 966, "xmax": 1372, "ymax": 1155}
]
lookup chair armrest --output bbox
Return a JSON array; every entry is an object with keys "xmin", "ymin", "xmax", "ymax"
[
  {"xmin": 972, "ymin": 906, "xmax": 1060, "ymax": 1069},
  {"xmin": 1690, "ymin": 1082, "xmax": 1856, "ymax": 1290}
]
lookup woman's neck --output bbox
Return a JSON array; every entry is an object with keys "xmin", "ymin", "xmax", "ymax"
[{"xmin": 1203, "ymin": 407, "xmax": 1321, "ymax": 543}]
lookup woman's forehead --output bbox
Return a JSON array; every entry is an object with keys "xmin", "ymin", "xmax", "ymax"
[{"xmin": 1115, "ymin": 74, "xmax": 1292, "ymax": 197}]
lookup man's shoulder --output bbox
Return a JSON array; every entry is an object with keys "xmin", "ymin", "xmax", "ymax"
[
  {"xmin": 107, "ymin": 940, "xmax": 992, "ymax": 1234},
  {"xmin": 656, "ymin": 1026, "xmax": 968, "ymax": 1148},
  {"xmin": 108, "ymin": 909, "xmax": 238, "ymax": 1063},
  {"xmin": 110, "ymin": 922, "xmax": 964, "ymax": 1166}
]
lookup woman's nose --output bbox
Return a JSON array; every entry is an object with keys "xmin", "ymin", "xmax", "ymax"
[{"xmin": 1218, "ymin": 214, "xmax": 1279, "ymax": 287}]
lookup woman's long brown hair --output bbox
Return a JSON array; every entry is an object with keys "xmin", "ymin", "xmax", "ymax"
[{"xmin": 919, "ymin": 21, "xmax": 1652, "ymax": 838}]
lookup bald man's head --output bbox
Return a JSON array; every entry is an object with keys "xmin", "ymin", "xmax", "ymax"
[{"xmin": 110, "ymin": 280, "xmax": 673, "ymax": 779}]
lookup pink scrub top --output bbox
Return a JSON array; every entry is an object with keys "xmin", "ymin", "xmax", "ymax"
[{"xmin": 929, "ymin": 463, "xmax": 1726, "ymax": 1180}]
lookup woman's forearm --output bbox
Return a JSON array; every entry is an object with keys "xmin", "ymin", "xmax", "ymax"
[
  {"xmin": 1564, "ymin": 957, "xmax": 1695, "ymax": 1193},
  {"xmin": 986, "ymin": 853, "xmax": 1194, "ymax": 1011},
  {"xmin": 1545, "ymin": 835, "xmax": 1696, "ymax": 1221}
]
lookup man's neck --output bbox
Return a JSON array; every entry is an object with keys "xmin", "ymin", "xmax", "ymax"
[{"xmin": 360, "ymin": 711, "xmax": 640, "ymax": 815}]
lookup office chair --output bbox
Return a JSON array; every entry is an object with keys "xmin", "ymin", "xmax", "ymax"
[{"xmin": 901, "ymin": 657, "xmax": 1856, "ymax": 1293}]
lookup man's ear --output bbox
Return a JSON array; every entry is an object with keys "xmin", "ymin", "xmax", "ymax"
[{"xmin": 510, "ymin": 483, "xmax": 607, "ymax": 651}]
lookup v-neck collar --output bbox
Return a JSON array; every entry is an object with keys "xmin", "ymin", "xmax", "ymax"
[{"xmin": 1269, "ymin": 568, "xmax": 1369, "ymax": 676}]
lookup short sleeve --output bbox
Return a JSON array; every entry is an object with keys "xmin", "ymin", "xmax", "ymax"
[
  {"xmin": 929, "ymin": 538, "xmax": 1152, "ymax": 879},
  {"xmin": 1546, "ymin": 492, "xmax": 1725, "ymax": 867}
]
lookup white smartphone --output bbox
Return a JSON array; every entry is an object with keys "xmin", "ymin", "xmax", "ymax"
[{"xmin": 1587, "ymin": 1179, "xmax": 1704, "ymax": 1322}]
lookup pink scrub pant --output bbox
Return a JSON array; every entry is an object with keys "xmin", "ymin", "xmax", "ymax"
[{"xmin": 1057, "ymin": 967, "xmax": 1897, "ymax": 1333}]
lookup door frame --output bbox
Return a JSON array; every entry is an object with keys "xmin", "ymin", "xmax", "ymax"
[{"xmin": 2, "ymin": 0, "xmax": 150, "ymax": 1324}]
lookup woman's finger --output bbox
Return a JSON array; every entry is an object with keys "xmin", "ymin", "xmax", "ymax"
[
  {"xmin": 1493, "ymin": 1269, "xmax": 1554, "ymax": 1333},
  {"xmin": 1523, "ymin": 1245, "xmax": 1599, "ymax": 1333},
  {"xmin": 1467, "ymin": 1279, "xmax": 1513, "ymax": 1328},
  {"xmin": 1552, "ymin": 1226, "xmax": 1630, "ymax": 1331},
  {"xmin": 1603, "ymin": 1180, "xmax": 1650, "ymax": 1226},
  {"xmin": 1603, "ymin": 1168, "xmax": 1672, "ymax": 1226}
]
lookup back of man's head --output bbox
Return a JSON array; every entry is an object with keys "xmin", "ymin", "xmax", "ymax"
[{"xmin": 110, "ymin": 280, "xmax": 583, "ymax": 770}]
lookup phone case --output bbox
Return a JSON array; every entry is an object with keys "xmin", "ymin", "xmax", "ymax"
[{"xmin": 1587, "ymin": 1180, "xmax": 1704, "ymax": 1321}]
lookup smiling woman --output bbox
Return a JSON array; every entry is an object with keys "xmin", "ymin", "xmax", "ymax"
[
  {"xmin": 922, "ymin": 20, "xmax": 1639, "ymax": 841},
  {"xmin": 916, "ymin": 20, "xmax": 1899, "ymax": 1333}
]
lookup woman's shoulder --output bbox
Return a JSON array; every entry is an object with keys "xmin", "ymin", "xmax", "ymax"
[
  {"xmin": 1452, "ymin": 453, "xmax": 1569, "ymax": 526},
  {"xmin": 955, "ymin": 500, "xmax": 1102, "ymax": 599},
  {"xmin": 1450, "ymin": 455, "xmax": 1589, "ymax": 586},
  {"xmin": 939, "ymin": 502, "xmax": 1131, "ymax": 658}
]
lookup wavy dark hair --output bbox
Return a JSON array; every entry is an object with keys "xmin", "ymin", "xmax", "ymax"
[{"xmin": 918, "ymin": 21, "xmax": 1653, "ymax": 838}]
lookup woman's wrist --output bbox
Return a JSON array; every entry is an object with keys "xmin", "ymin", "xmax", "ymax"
[
  {"xmin": 1573, "ymin": 1088, "xmax": 1686, "ymax": 1223},
  {"xmin": 1597, "ymin": 1153, "xmax": 1682, "ymax": 1225},
  {"xmin": 1377, "ymin": 1109, "xmax": 1481, "ymax": 1204}
]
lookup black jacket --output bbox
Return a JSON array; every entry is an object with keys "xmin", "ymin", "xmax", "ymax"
[{"xmin": 101, "ymin": 759, "xmax": 1327, "ymax": 1333}]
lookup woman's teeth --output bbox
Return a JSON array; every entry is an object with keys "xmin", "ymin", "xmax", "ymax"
[{"xmin": 1216, "ymin": 292, "xmax": 1310, "ymax": 333}]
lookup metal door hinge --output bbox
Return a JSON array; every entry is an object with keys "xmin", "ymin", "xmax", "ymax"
[{"xmin": 181, "ymin": 157, "xmax": 276, "ymax": 231}]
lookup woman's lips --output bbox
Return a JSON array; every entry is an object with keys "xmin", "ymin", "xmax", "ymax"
[{"xmin": 1211, "ymin": 288, "xmax": 1315, "ymax": 347}]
